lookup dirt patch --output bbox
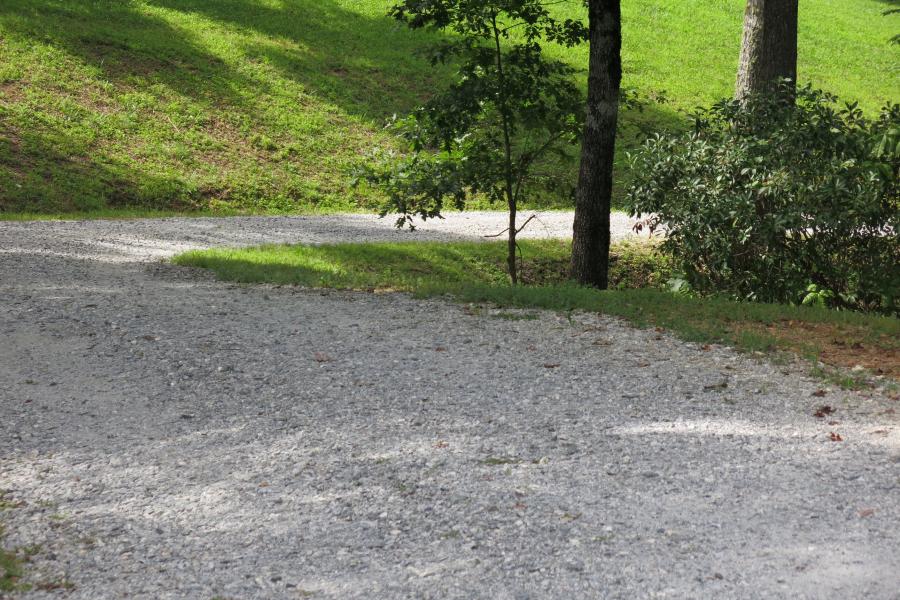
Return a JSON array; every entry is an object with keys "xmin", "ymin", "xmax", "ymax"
[
  {"xmin": 756, "ymin": 320, "xmax": 899, "ymax": 379},
  {"xmin": 0, "ymin": 81, "xmax": 26, "ymax": 104},
  {"xmin": 74, "ymin": 87, "xmax": 119, "ymax": 116}
]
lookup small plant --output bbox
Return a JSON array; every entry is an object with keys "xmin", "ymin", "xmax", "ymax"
[
  {"xmin": 354, "ymin": 0, "xmax": 589, "ymax": 284},
  {"xmin": 801, "ymin": 284, "xmax": 835, "ymax": 309},
  {"xmin": 666, "ymin": 277, "xmax": 693, "ymax": 297},
  {"xmin": 1, "ymin": 548, "xmax": 28, "ymax": 593},
  {"xmin": 0, "ymin": 523, "xmax": 30, "ymax": 593},
  {"xmin": 625, "ymin": 82, "xmax": 899, "ymax": 314}
]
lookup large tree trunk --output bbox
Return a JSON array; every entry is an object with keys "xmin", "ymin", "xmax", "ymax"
[
  {"xmin": 570, "ymin": 0, "xmax": 622, "ymax": 288},
  {"xmin": 735, "ymin": 0, "xmax": 799, "ymax": 101}
]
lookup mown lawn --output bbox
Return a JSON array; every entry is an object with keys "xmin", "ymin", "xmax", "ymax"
[
  {"xmin": 1, "ymin": 0, "xmax": 896, "ymax": 215},
  {"xmin": 174, "ymin": 239, "xmax": 900, "ymax": 384}
]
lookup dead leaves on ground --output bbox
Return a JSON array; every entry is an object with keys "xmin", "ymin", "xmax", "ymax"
[{"xmin": 814, "ymin": 405, "xmax": 836, "ymax": 418}]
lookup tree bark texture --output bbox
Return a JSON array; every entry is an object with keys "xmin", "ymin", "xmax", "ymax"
[
  {"xmin": 570, "ymin": 0, "xmax": 622, "ymax": 288},
  {"xmin": 735, "ymin": 0, "xmax": 799, "ymax": 101}
]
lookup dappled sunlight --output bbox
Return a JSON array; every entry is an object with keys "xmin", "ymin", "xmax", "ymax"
[
  {"xmin": 0, "ymin": 212, "xmax": 585, "ymax": 264},
  {"xmin": 1, "ymin": 1, "xmax": 898, "ymax": 596},
  {"xmin": 0, "ymin": 417, "xmax": 480, "ymax": 541},
  {"xmin": 613, "ymin": 418, "xmax": 899, "ymax": 449},
  {"xmin": 0, "ymin": 243, "xmax": 197, "ymax": 263}
]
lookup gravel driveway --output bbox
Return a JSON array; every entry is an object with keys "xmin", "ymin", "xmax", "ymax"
[{"xmin": 1, "ymin": 212, "xmax": 898, "ymax": 599}]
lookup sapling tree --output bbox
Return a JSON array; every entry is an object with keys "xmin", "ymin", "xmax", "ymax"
[{"xmin": 355, "ymin": 0, "xmax": 588, "ymax": 284}]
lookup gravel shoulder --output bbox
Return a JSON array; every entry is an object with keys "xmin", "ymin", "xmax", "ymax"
[{"xmin": 1, "ymin": 212, "xmax": 898, "ymax": 599}]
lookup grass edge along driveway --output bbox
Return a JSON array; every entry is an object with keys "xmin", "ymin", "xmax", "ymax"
[{"xmin": 173, "ymin": 239, "xmax": 900, "ymax": 390}]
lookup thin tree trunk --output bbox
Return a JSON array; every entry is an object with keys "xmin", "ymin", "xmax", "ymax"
[
  {"xmin": 491, "ymin": 11, "xmax": 518, "ymax": 285},
  {"xmin": 570, "ymin": 0, "xmax": 622, "ymax": 288},
  {"xmin": 507, "ymin": 197, "xmax": 517, "ymax": 285},
  {"xmin": 735, "ymin": 0, "xmax": 799, "ymax": 101}
]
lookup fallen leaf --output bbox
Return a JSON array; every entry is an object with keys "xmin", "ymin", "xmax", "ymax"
[
  {"xmin": 434, "ymin": 440, "xmax": 449, "ymax": 449},
  {"xmin": 700, "ymin": 344, "xmax": 711, "ymax": 351},
  {"xmin": 435, "ymin": 346, "xmax": 447, "ymax": 352},
  {"xmin": 858, "ymin": 508, "xmax": 875, "ymax": 518},
  {"xmin": 828, "ymin": 432, "xmax": 843, "ymax": 442},
  {"xmin": 313, "ymin": 352, "xmax": 333, "ymax": 363},
  {"xmin": 258, "ymin": 481, "xmax": 269, "ymax": 488},
  {"xmin": 811, "ymin": 389, "xmax": 827, "ymax": 397},
  {"xmin": 814, "ymin": 405, "xmax": 836, "ymax": 418}
]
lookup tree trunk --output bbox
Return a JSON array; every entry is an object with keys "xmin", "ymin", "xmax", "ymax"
[
  {"xmin": 507, "ymin": 198, "xmax": 517, "ymax": 285},
  {"xmin": 490, "ymin": 10, "xmax": 518, "ymax": 286},
  {"xmin": 735, "ymin": 0, "xmax": 799, "ymax": 101},
  {"xmin": 570, "ymin": 0, "xmax": 622, "ymax": 288}
]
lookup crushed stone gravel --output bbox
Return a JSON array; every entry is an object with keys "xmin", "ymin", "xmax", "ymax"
[{"xmin": 0, "ymin": 212, "xmax": 898, "ymax": 599}]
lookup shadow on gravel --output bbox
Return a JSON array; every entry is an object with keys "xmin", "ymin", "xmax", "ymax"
[{"xmin": 2, "ymin": 406, "xmax": 898, "ymax": 596}]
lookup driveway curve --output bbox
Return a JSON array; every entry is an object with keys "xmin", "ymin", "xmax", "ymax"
[{"xmin": 1, "ymin": 212, "xmax": 898, "ymax": 599}]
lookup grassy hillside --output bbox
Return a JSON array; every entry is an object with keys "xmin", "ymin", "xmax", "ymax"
[{"xmin": 0, "ymin": 0, "xmax": 896, "ymax": 215}]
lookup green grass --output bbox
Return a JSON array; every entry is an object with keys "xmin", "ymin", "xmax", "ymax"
[
  {"xmin": 173, "ymin": 238, "xmax": 672, "ymax": 291},
  {"xmin": 1, "ymin": 0, "xmax": 897, "ymax": 215},
  {"xmin": 0, "ymin": 495, "xmax": 29, "ymax": 594},
  {"xmin": 174, "ymin": 239, "xmax": 900, "ymax": 377},
  {"xmin": 0, "ymin": 543, "xmax": 27, "ymax": 594}
]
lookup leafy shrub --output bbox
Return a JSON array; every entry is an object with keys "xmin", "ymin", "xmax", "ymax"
[{"xmin": 625, "ymin": 83, "xmax": 899, "ymax": 314}]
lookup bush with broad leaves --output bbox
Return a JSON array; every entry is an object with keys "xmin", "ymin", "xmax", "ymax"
[{"xmin": 625, "ymin": 83, "xmax": 899, "ymax": 315}]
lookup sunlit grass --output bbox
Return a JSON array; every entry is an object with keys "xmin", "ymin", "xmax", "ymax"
[{"xmin": 1, "ymin": 0, "xmax": 896, "ymax": 216}]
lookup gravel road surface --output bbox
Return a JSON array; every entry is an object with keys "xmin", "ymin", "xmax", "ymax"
[{"xmin": 1, "ymin": 212, "xmax": 898, "ymax": 599}]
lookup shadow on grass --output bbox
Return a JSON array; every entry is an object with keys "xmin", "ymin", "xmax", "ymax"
[
  {"xmin": 144, "ymin": 0, "xmax": 454, "ymax": 119},
  {"xmin": 0, "ymin": 123, "xmax": 199, "ymax": 213},
  {"xmin": 0, "ymin": 0, "xmax": 687, "ymax": 213},
  {"xmin": 173, "ymin": 241, "xmax": 520, "ymax": 289},
  {"xmin": 0, "ymin": 0, "xmax": 257, "ymax": 106}
]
